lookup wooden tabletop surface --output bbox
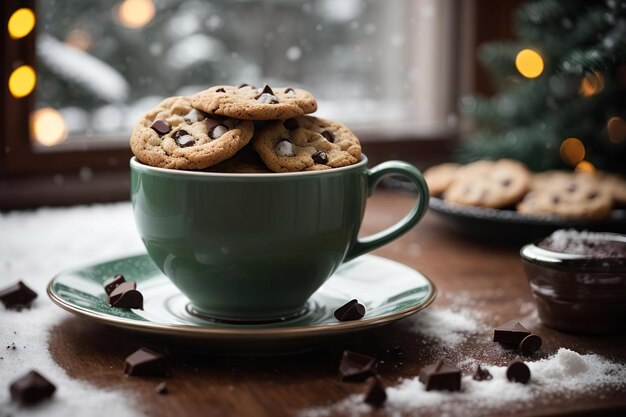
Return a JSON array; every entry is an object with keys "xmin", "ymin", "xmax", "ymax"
[{"xmin": 49, "ymin": 190, "xmax": 626, "ymax": 417}]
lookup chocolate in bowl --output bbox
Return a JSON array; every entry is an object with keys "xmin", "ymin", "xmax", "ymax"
[{"xmin": 520, "ymin": 230, "xmax": 626, "ymax": 334}]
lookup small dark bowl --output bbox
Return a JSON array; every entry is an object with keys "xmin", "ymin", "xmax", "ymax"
[{"xmin": 520, "ymin": 232, "xmax": 626, "ymax": 334}]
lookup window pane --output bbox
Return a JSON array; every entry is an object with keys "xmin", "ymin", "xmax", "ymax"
[{"xmin": 34, "ymin": 0, "xmax": 457, "ymax": 149}]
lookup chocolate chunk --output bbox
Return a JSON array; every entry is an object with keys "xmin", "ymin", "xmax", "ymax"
[
  {"xmin": 283, "ymin": 118, "xmax": 299, "ymax": 130},
  {"xmin": 552, "ymin": 195, "xmax": 560, "ymax": 204},
  {"xmin": 284, "ymin": 87, "xmax": 295, "ymax": 94},
  {"xmin": 506, "ymin": 359, "xmax": 531, "ymax": 384},
  {"xmin": 216, "ymin": 88, "xmax": 226, "ymax": 92},
  {"xmin": 155, "ymin": 382, "xmax": 168, "ymax": 395},
  {"xmin": 150, "ymin": 120, "xmax": 171, "ymax": 136},
  {"xmin": 587, "ymin": 190, "xmax": 599, "ymax": 200},
  {"xmin": 103, "ymin": 274, "xmax": 126, "ymax": 296},
  {"xmin": 275, "ymin": 139, "xmax": 294, "ymax": 157},
  {"xmin": 339, "ymin": 351, "xmax": 377, "ymax": 382},
  {"xmin": 125, "ymin": 348, "xmax": 167, "ymax": 377},
  {"xmin": 208, "ymin": 124, "xmax": 228, "ymax": 139},
  {"xmin": 418, "ymin": 359, "xmax": 461, "ymax": 392},
  {"xmin": 321, "ymin": 130, "xmax": 335, "ymax": 143},
  {"xmin": 9, "ymin": 370, "xmax": 56, "ymax": 405},
  {"xmin": 108, "ymin": 281, "xmax": 143, "ymax": 309},
  {"xmin": 173, "ymin": 130, "xmax": 195, "ymax": 148},
  {"xmin": 363, "ymin": 376, "xmax": 386, "ymax": 407},
  {"xmin": 184, "ymin": 109, "xmax": 207, "ymax": 123},
  {"xmin": 519, "ymin": 334, "xmax": 542, "ymax": 356},
  {"xmin": 312, "ymin": 150, "xmax": 329, "ymax": 165},
  {"xmin": 472, "ymin": 365, "xmax": 493, "ymax": 381},
  {"xmin": 501, "ymin": 178, "xmax": 512, "ymax": 187},
  {"xmin": 493, "ymin": 321, "xmax": 531, "ymax": 345},
  {"xmin": 238, "ymin": 83, "xmax": 250, "ymax": 88},
  {"xmin": 334, "ymin": 299, "xmax": 365, "ymax": 321},
  {"xmin": 0, "ymin": 281, "xmax": 37, "ymax": 310}
]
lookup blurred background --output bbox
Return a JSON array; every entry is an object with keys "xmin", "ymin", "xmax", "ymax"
[{"xmin": 2, "ymin": 0, "xmax": 626, "ymax": 209}]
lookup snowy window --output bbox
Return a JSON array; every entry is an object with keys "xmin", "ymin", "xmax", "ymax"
[{"xmin": 33, "ymin": 0, "xmax": 459, "ymax": 149}]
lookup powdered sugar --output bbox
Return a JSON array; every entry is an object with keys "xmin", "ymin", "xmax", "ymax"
[
  {"xmin": 539, "ymin": 229, "xmax": 626, "ymax": 257},
  {"xmin": 410, "ymin": 308, "xmax": 485, "ymax": 347},
  {"xmin": 0, "ymin": 204, "xmax": 144, "ymax": 416},
  {"xmin": 302, "ymin": 349, "xmax": 626, "ymax": 417}
]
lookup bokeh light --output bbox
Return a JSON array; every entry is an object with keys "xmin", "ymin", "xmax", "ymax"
[
  {"xmin": 515, "ymin": 49, "xmax": 544, "ymax": 79},
  {"xmin": 31, "ymin": 108, "xmax": 68, "ymax": 147},
  {"xmin": 65, "ymin": 28, "xmax": 93, "ymax": 51},
  {"xmin": 8, "ymin": 8, "xmax": 36, "ymax": 39},
  {"xmin": 559, "ymin": 137, "xmax": 585, "ymax": 166},
  {"xmin": 607, "ymin": 116, "xmax": 626, "ymax": 143},
  {"xmin": 8, "ymin": 65, "xmax": 37, "ymax": 98},
  {"xmin": 575, "ymin": 160, "xmax": 595, "ymax": 173},
  {"xmin": 117, "ymin": 0, "xmax": 156, "ymax": 29},
  {"xmin": 579, "ymin": 71, "xmax": 604, "ymax": 97}
]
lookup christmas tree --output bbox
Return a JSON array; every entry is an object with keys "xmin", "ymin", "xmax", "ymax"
[{"xmin": 459, "ymin": 0, "xmax": 626, "ymax": 174}]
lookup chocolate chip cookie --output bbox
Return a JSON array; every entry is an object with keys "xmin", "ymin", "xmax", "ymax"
[
  {"xmin": 424, "ymin": 163, "xmax": 460, "ymax": 197},
  {"xmin": 444, "ymin": 159, "xmax": 530, "ymax": 208},
  {"xmin": 191, "ymin": 84, "xmax": 317, "ymax": 120},
  {"xmin": 130, "ymin": 96, "xmax": 254, "ymax": 170},
  {"xmin": 252, "ymin": 116, "xmax": 361, "ymax": 172}
]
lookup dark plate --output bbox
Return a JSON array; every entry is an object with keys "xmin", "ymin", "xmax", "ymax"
[{"xmin": 428, "ymin": 197, "xmax": 626, "ymax": 245}]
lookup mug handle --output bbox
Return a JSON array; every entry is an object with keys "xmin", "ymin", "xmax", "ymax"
[{"xmin": 344, "ymin": 161, "xmax": 429, "ymax": 262}]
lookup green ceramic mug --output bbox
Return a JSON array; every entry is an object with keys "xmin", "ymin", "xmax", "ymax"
[{"xmin": 130, "ymin": 155, "xmax": 428, "ymax": 321}]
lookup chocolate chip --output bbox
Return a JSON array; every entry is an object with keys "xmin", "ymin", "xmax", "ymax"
[
  {"xmin": 501, "ymin": 178, "xmax": 512, "ymax": 187},
  {"xmin": 418, "ymin": 359, "xmax": 462, "ymax": 391},
  {"xmin": 283, "ymin": 118, "xmax": 299, "ymax": 130},
  {"xmin": 334, "ymin": 299, "xmax": 365, "ymax": 321},
  {"xmin": 150, "ymin": 120, "xmax": 171, "ymax": 136},
  {"xmin": 363, "ymin": 376, "xmax": 386, "ymax": 407},
  {"xmin": 216, "ymin": 88, "xmax": 226, "ymax": 93},
  {"xmin": 472, "ymin": 365, "xmax": 493, "ymax": 381},
  {"xmin": 9, "ymin": 370, "xmax": 56, "ymax": 405},
  {"xmin": 108, "ymin": 281, "xmax": 143, "ymax": 309},
  {"xmin": 275, "ymin": 139, "xmax": 294, "ymax": 156},
  {"xmin": 587, "ymin": 190, "xmax": 599, "ymax": 200},
  {"xmin": 258, "ymin": 84, "xmax": 275, "ymax": 96},
  {"xmin": 208, "ymin": 124, "xmax": 228, "ymax": 139},
  {"xmin": 519, "ymin": 334, "xmax": 542, "ymax": 356},
  {"xmin": 339, "ymin": 351, "xmax": 377, "ymax": 382},
  {"xmin": 155, "ymin": 382, "xmax": 168, "ymax": 395},
  {"xmin": 103, "ymin": 274, "xmax": 126, "ymax": 296},
  {"xmin": 493, "ymin": 320, "xmax": 531, "ymax": 345},
  {"xmin": 566, "ymin": 182, "xmax": 577, "ymax": 193},
  {"xmin": 284, "ymin": 87, "xmax": 296, "ymax": 95},
  {"xmin": 321, "ymin": 130, "xmax": 335, "ymax": 143},
  {"xmin": 552, "ymin": 195, "xmax": 560, "ymax": 204},
  {"xmin": 238, "ymin": 83, "xmax": 251, "ymax": 88},
  {"xmin": 173, "ymin": 130, "xmax": 195, "ymax": 147},
  {"xmin": 506, "ymin": 359, "xmax": 531, "ymax": 384},
  {"xmin": 0, "ymin": 281, "xmax": 37, "ymax": 310},
  {"xmin": 256, "ymin": 93, "xmax": 279, "ymax": 104},
  {"xmin": 184, "ymin": 109, "xmax": 207, "ymax": 123},
  {"xmin": 312, "ymin": 150, "xmax": 329, "ymax": 165},
  {"xmin": 125, "ymin": 348, "xmax": 167, "ymax": 377}
]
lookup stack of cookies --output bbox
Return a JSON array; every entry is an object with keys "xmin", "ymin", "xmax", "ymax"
[
  {"xmin": 425, "ymin": 159, "xmax": 626, "ymax": 220},
  {"xmin": 130, "ymin": 84, "xmax": 362, "ymax": 173}
]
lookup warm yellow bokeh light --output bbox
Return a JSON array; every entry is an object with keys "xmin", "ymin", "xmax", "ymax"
[
  {"xmin": 607, "ymin": 116, "xmax": 626, "ymax": 143},
  {"xmin": 575, "ymin": 160, "xmax": 595, "ymax": 173},
  {"xmin": 8, "ymin": 65, "xmax": 37, "ymax": 98},
  {"xmin": 31, "ymin": 108, "xmax": 68, "ymax": 147},
  {"xmin": 560, "ymin": 137, "xmax": 585, "ymax": 166},
  {"xmin": 515, "ymin": 49, "xmax": 544, "ymax": 79},
  {"xmin": 8, "ymin": 8, "xmax": 36, "ymax": 39},
  {"xmin": 117, "ymin": 0, "xmax": 156, "ymax": 29},
  {"xmin": 579, "ymin": 71, "xmax": 604, "ymax": 97}
]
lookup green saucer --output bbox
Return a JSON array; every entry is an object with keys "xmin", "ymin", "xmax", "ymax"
[{"xmin": 47, "ymin": 254, "xmax": 436, "ymax": 352}]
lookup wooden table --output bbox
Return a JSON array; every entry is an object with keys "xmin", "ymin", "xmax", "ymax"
[{"xmin": 49, "ymin": 191, "xmax": 626, "ymax": 416}]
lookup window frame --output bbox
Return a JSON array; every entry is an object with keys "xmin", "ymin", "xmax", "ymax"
[{"xmin": 0, "ymin": 0, "xmax": 480, "ymax": 210}]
